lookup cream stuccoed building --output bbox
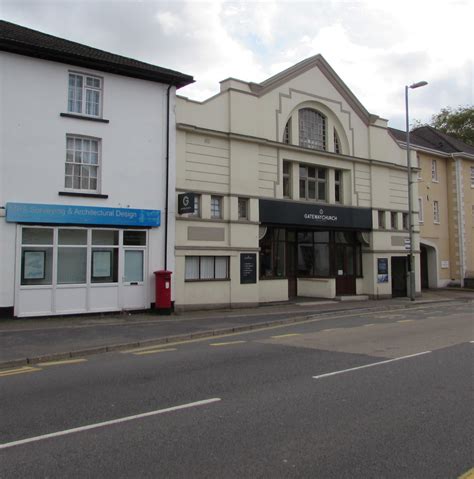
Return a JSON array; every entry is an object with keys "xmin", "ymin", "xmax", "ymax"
[{"xmin": 174, "ymin": 55, "xmax": 421, "ymax": 311}]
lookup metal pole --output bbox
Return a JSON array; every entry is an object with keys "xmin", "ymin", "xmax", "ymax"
[{"xmin": 405, "ymin": 85, "xmax": 416, "ymax": 300}]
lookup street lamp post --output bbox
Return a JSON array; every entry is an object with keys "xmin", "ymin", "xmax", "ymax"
[{"xmin": 405, "ymin": 81, "xmax": 428, "ymax": 301}]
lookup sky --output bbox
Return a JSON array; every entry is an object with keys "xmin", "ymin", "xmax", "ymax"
[{"xmin": 2, "ymin": 0, "xmax": 473, "ymax": 129}]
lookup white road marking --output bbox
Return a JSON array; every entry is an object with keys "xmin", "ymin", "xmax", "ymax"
[
  {"xmin": 0, "ymin": 398, "xmax": 221, "ymax": 450},
  {"xmin": 313, "ymin": 351, "xmax": 432, "ymax": 379}
]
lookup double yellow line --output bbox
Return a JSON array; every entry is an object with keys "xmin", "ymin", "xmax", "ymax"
[{"xmin": 0, "ymin": 359, "xmax": 86, "ymax": 378}]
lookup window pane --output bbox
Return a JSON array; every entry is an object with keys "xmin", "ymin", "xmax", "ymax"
[
  {"xmin": 299, "ymin": 179, "xmax": 306, "ymax": 199},
  {"xmin": 58, "ymin": 229, "xmax": 87, "ymax": 245},
  {"xmin": 124, "ymin": 250, "xmax": 144, "ymax": 282},
  {"xmin": 200, "ymin": 257, "xmax": 214, "ymax": 279},
  {"xmin": 275, "ymin": 241, "xmax": 285, "ymax": 277},
  {"xmin": 308, "ymin": 181, "xmax": 316, "ymax": 199},
  {"xmin": 124, "ymin": 231, "xmax": 147, "ymax": 246},
  {"xmin": 21, "ymin": 247, "xmax": 53, "ymax": 285},
  {"xmin": 185, "ymin": 257, "xmax": 199, "ymax": 280},
  {"xmin": 314, "ymin": 243, "xmax": 330, "ymax": 276},
  {"xmin": 215, "ymin": 257, "xmax": 228, "ymax": 279},
  {"xmin": 318, "ymin": 182, "xmax": 326, "ymax": 201},
  {"xmin": 297, "ymin": 243, "xmax": 314, "ymax": 275},
  {"xmin": 22, "ymin": 228, "xmax": 53, "ymax": 245},
  {"xmin": 91, "ymin": 248, "xmax": 118, "ymax": 283},
  {"xmin": 57, "ymin": 247, "xmax": 87, "ymax": 284},
  {"xmin": 92, "ymin": 230, "xmax": 119, "ymax": 245},
  {"xmin": 314, "ymin": 231, "xmax": 329, "ymax": 242}
]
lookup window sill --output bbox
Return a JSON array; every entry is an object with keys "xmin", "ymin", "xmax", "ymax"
[
  {"xmin": 59, "ymin": 191, "xmax": 108, "ymax": 199},
  {"xmin": 60, "ymin": 113, "xmax": 110, "ymax": 123},
  {"xmin": 185, "ymin": 278, "xmax": 230, "ymax": 282}
]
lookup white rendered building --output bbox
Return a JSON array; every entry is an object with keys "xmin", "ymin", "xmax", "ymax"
[
  {"xmin": 174, "ymin": 55, "xmax": 421, "ymax": 310},
  {"xmin": 0, "ymin": 21, "xmax": 193, "ymax": 317}
]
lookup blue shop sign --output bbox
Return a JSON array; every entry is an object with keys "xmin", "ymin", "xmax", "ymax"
[{"xmin": 6, "ymin": 203, "xmax": 160, "ymax": 227}]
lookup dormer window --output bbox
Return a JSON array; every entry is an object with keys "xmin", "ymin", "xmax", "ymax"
[{"xmin": 299, "ymin": 108, "xmax": 326, "ymax": 151}]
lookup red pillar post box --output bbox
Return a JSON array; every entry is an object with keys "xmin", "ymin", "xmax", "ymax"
[{"xmin": 154, "ymin": 270, "xmax": 172, "ymax": 315}]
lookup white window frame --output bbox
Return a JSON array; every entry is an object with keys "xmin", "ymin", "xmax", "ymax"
[
  {"xmin": 65, "ymin": 135, "xmax": 101, "ymax": 193},
  {"xmin": 418, "ymin": 197, "xmax": 424, "ymax": 223},
  {"xmin": 68, "ymin": 72, "xmax": 103, "ymax": 118},
  {"xmin": 431, "ymin": 159, "xmax": 438, "ymax": 182},
  {"xmin": 185, "ymin": 256, "xmax": 230, "ymax": 281},
  {"xmin": 433, "ymin": 200, "xmax": 440, "ymax": 224}
]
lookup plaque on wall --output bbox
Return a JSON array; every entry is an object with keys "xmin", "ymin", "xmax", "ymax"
[
  {"xmin": 24, "ymin": 251, "xmax": 45, "ymax": 279},
  {"xmin": 240, "ymin": 253, "xmax": 257, "ymax": 284}
]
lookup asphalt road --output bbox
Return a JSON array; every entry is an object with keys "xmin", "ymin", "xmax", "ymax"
[{"xmin": 1, "ymin": 302, "xmax": 473, "ymax": 478}]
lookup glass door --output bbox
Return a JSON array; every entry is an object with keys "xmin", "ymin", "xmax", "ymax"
[{"xmin": 121, "ymin": 230, "xmax": 147, "ymax": 310}]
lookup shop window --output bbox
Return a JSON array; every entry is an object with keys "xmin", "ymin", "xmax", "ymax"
[
  {"xmin": 123, "ymin": 230, "xmax": 147, "ymax": 246},
  {"xmin": 297, "ymin": 231, "xmax": 330, "ymax": 277},
  {"xmin": 22, "ymin": 227, "xmax": 54, "ymax": 245},
  {"xmin": 91, "ymin": 248, "xmax": 118, "ymax": 283},
  {"xmin": 299, "ymin": 165, "xmax": 327, "ymax": 201},
  {"xmin": 238, "ymin": 197, "xmax": 249, "ymax": 220},
  {"xmin": 185, "ymin": 256, "xmax": 229, "ymax": 281},
  {"xmin": 259, "ymin": 228, "xmax": 286, "ymax": 278},
  {"xmin": 57, "ymin": 229, "xmax": 87, "ymax": 284},
  {"xmin": 65, "ymin": 136, "xmax": 100, "ymax": 192},
  {"xmin": 335, "ymin": 170, "xmax": 342, "ymax": 203},
  {"xmin": 92, "ymin": 229, "xmax": 119, "ymax": 245},
  {"xmin": 68, "ymin": 72, "xmax": 102, "ymax": 117},
  {"xmin": 211, "ymin": 196, "xmax": 222, "ymax": 219},
  {"xmin": 299, "ymin": 108, "xmax": 326, "ymax": 151},
  {"xmin": 283, "ymin": 161, "xmax": 291, "ymax": 198},
  {"xmin": 91, "ymin": 229, "xmax": 118, "ymax": 283}
]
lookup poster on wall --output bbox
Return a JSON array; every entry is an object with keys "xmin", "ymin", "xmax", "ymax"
[
  {"xmin": 240, "ymin": 253, "xmax": 257, "ymax": 284},
  {"xmin": 24, "ymin": 251, "xmax": 45, "ymax": 279},
  {"xmin": 377, "ymin": 258, "xmax": 389, "ymax": 283},
  {"xmin": 92, "ymin": 251, "xmax": 112, "ymax": 278}
]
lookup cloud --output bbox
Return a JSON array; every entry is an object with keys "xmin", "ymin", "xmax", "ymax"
[{"xmin": 1, "ymin": 0, "xmax": 472, "ymax": 129}]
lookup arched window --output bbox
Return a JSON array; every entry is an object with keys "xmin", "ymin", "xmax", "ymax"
[
  {"xmin": 334, "ymin": 129, "xmax": 341, "ymax": 154},
  {"xmin": 299, "ymin": 108, "xmax": 326, "ymax": 151},
  {"xmin": 283, "ymin": 119, "xmax": 291, "ymax": 144}
]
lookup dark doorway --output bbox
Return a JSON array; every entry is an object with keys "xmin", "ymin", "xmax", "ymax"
[
  {"xmin": 391, "ymin": 256, "xmax": 407, "ymax": 297},
  {"xmin": 420, "ymin": 245, "xmax": 429, "ymax": 289},
  {"xmin": 335, "ymin": 238, "xmax": 357, "ymax": 295},
  {"xmin": 286, "ymin": 231, "xmax": 297, "ymax": 298}
]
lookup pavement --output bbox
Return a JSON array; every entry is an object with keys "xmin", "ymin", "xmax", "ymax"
[{"xmin": 1, "ymin": 288, "xmax": 473, "ymax": 369}]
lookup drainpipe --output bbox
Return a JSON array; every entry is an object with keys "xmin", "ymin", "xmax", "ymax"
[
  {"xmin": 164, "ymin": 84, "xmax": 172, "ymax": 271},
  {"xmin": 453, "ymin": 156, "xmax": 465, "ymax": 287}
]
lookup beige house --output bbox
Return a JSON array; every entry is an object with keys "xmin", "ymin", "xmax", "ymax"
[
  {"xmin": 173, "ymin": 55, "xmax": 421, "ymax": 311},
  {"xmin": 390, "ymin": 126, "xmax": 474, "ymax": 288}
]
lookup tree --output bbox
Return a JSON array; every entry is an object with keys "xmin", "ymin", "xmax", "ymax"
[{"xmin": 423, "ymin": 105, "xmax": 474, "ymax": 146}]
